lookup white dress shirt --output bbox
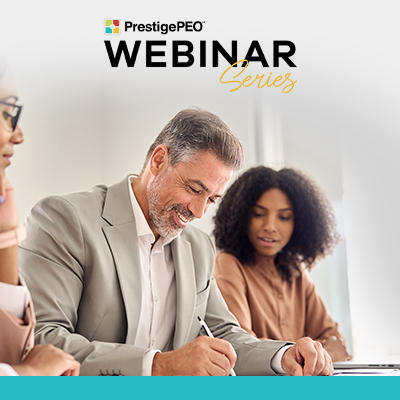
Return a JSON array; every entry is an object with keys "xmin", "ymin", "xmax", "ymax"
[
  {"xmin": 128, "ymin": 176, "xmax": 290, "ymax": 375},
  {"xmin": 128, "ymin": 176, "xmax": 177, "ymax": 375}
]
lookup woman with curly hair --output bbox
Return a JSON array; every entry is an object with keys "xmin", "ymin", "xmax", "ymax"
[{"xmin": 213, "ymin": 166, "xmax": 351, "ymax": 362}]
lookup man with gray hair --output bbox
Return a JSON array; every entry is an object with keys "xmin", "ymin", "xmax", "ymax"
[{"xmin": 20, "ymin": 108, "xmax": 333, "ymax": 376}]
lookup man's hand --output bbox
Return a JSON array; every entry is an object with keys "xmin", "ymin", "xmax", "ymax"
[
  {"xmin": 152, "ymin": 336, "xmax": 236, "ymax": 376},
  {"xmin": 281, "ymin": 337, "xmax": 333, "ymax": 376},
  {"xmin": 12, "ymin": 344, "xmax": 80, "ymax": 376}
]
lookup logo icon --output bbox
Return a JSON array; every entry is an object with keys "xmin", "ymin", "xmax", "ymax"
[{"xmin": 104, "ymin": 19, "xmax": 120, "ymax": 35}]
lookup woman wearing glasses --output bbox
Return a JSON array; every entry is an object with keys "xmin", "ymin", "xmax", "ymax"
[
  {"xmin": 0, "ymin": 58, "xmax": 80, "ymax": 376},
  {"xmin": 213, "ymin": 166, "xmax": 351, "ymax": 362}
]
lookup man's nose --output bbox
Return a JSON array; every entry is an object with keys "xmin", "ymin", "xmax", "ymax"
[{"xmin": 189, "ymin": 197, "xmax": 209, "ymax": 219}]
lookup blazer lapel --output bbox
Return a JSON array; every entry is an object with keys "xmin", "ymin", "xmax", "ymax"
[
  {"xmin": 171, "ymin": 235, "xmax": 196, "ymax": 349},
  {"xmin": 101, "ymin": 176, "xmax": 142, "ymax": 345}
]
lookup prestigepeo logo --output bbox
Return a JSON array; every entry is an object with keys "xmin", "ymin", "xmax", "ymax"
[
  {"xmin": 104, "ymin": 19, "xmax": 120, "ymax": 35},
  {"xmin": 124, "ymin": 21, "xmax": 204, "ymax": 34},
  {"xmin": 103, "ymin": 19, "xmax": 297, "ymax": 93}
]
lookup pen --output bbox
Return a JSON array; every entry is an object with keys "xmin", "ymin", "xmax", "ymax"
[{"xmin": 197, "ymin": 316, "xmax": 236, "ymax": 376}]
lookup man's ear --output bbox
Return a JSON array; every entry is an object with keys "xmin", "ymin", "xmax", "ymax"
[{"xmin": 149, "ymin": 145, "xmax": 169, "ymax": 176}]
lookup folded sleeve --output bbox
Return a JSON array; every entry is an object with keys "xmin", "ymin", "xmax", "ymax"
[{"xmin": 0, "ymin": 299, "xmax": 35, "ymax": 365}]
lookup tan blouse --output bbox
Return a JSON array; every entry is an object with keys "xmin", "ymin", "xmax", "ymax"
[
  {"xmin": 214, "ymin": 252, "xmax": 351, "ymax": 362},
  {"xmin": 0, "ymin": 301, "xmax": 35, "ymax": 375}
]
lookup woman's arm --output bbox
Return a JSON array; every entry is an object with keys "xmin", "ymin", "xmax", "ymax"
[
  {"xmin": 0, "ymin": 177, "xmax": 19, "ymax": 285},
  {"xmin": 214, "ymin": 252, "xmax": 258, "ymax": 337}
]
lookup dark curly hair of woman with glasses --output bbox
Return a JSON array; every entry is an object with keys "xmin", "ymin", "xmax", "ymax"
[{"xmin": 213, "ymin": 166, "xmax": 352, "ymax": 362}]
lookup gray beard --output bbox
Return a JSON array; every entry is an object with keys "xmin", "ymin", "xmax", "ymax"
[{"xmin": 147, "ymin": 175, "xmax": 184, "ymax": 241}]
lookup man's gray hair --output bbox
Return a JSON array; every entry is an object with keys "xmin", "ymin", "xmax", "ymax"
[{"xmin": 144, "ymin": 108, "xmax": 244, "ymax": 171}]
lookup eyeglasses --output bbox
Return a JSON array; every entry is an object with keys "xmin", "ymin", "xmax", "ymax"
[{"xmin": 0, "ymin": 96, "xmax": 23, "ymax": 132}]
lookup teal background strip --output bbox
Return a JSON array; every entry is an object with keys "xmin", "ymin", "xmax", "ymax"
[{"xmin": 1, "ymin": 376, "xmax": 400, "ymax": 400}]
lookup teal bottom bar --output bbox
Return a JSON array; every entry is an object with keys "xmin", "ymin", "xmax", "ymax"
[{"xmin": 1, "ymin": 376, "xmax": 399, "ymax": 400}]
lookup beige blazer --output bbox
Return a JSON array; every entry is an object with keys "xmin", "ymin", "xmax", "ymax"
[{"xmin": 19, "ymin": 176, "xmax": 289, "ymax": 375}]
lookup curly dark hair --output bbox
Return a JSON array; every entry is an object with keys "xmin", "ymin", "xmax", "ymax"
[{"xmin": 213, "ymin": 166, "xmax": 339, "ymax": 281}]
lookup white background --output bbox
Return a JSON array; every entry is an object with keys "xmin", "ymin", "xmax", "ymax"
[{"xmin": 1, "ymin": 0, "xmax": 400, "ymax": 360}]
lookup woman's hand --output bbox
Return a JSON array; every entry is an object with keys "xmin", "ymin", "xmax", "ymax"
[
  {"xmin": 0, "ymin": 175, "xmax": 19, "ymax": 232},
  {"xmin": 12, "ymin": 344, "xmax": 81, "ymax": 376}
]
